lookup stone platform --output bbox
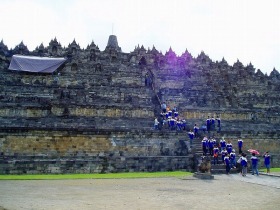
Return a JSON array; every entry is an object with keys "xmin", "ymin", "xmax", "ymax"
[{"xmin": 193, "ymin": 172, "xmax": 214, "ymax": 179}]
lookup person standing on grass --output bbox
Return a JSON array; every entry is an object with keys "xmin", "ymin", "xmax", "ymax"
[
  {"xmin": 251, "ymin": 153, "xmax": 259, "ymax": 175},
  {"xmin": 263, "ymin": 151, "xmax": 271, "ymax": 174}
]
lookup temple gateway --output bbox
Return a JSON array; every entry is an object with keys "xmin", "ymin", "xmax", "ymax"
[{"xmin": 0, "ymin": 35, "xmax": 279, "ymax": 174}]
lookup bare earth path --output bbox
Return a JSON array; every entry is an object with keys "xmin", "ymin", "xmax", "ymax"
[{"xmin": 0, "ymin": 174, "xmax": 280, "ymax": 210}]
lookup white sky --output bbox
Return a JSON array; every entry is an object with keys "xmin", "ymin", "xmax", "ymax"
[{"xmin": 1, "ymin": 0, "xmax": 279, "ymax": 74}]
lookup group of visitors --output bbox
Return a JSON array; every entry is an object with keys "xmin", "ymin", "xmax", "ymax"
[
  {"xmin": 206, "ymin": 116, "xmax": 221, "ymax": 133},
  {"xmin": 154, "ymin": 102, "xmax": 187, "ymax": 131},
  {"xmin": 201, "ymin": 137, "xmax": 238, "ymax": 172},
  {"xmin": 155, "ymin": 104, "xmax": 224, "ymax": 138},
  {"xmin": 236, "ymin": 151, "xmax": 271, "ymax": 176},
  {"xmin": 187, "ymin": 124, "xmax": 201, "ymax": 146},
  {"xmin": 201, "ymin": 137, "xmax": 236, "ymax": 156},
  {"xmin": 201, "ymin": 137, "xmax": 271, "ymax": 176},
  {"xmin": 188, "ymin": 116, "xmax": 222, "ymax": 135},
  {"xmin": 153, "ymin": 104, "xmax": 273, "ymax": 176},
  {"xmin": 234, "ymin": 150, "xmax": 270, "ymax": 176}
]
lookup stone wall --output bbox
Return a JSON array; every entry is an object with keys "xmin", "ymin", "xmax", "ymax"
[
  {"xmin": 0, "ymin": 129, "xmax": 192, "ymax": 174},
  {"xmin": 0, "ymin": 155, "xmax": 193, "ymax": 174},
  {"xmin": 0, "ymin": 36, "xmax": 280, "ymax": 174},
  {"xmin": 0, "ymin": 130, "xmax": 189, "ymax": 155}
]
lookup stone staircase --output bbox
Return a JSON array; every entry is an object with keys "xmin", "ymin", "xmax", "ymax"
[
  {"xmin": 189, "ymin": 129, "xmax": 242, "ymax": 174},
  {"xmin": 211, "ymin": 163, "xmax": 239, "ymax": 174}
]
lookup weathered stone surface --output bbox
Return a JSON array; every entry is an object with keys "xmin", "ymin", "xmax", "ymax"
[
  {"xmin": 193, "ymin": 172, "xmax": 214, "ymax": 180},
  {"xmin": 0, "ymin": 35, "xmax": 280, "ymax": 174}
]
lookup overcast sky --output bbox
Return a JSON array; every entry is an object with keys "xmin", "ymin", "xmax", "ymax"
[{"xmin": 1, "ymin": 0, "xmax": 279, "ymax": 74}]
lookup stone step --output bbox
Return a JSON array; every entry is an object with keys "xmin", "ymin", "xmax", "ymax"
[{"xmin": 211, "ymin": 167, "xmax": 239, "ymax": 174}]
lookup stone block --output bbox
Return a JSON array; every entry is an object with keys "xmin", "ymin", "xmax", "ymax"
[{"xmin": 193, "ymin": 172, "xmax": 214, "ymax": 179}]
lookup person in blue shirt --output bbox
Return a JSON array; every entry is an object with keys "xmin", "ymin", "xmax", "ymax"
[
  {"xmin": 211, "ymin": 116, "xmax": 215, "ymax": 130},
  {"xmin": 230, "ymin": 149, "xmax": 236, "ymax": 169},
  {"xmin": 263, "ymin": 151, "xmax": 271, "ymax": 174},
  {"xmin": 213, "ymin": 145, "xmax": 219, "ymax": 165},
  {"xmin": 165, "ymin": 112, "xmax": 169, "ymax": 119},
  {"xmin": 251, "ymin": 153, "xmax": 259, "ymax": 175},
  {"xmin": 208, "ymin": 138, "xmax": 214, "ymax": 156},
  {"xmin": 194, "ymin": 124, "xmax": 199, "ymax": 138},
  {"xmin": 176, "ymin": 119, "xmax": 182, "ymax": 131},
  {"xmin": 170, "ymin": 117, "xmax": 176, "ymax": 130},
  {"xmin": 168, "ymin": 110, "xmax": 173, "ymax": 118},
  {"xmin": 224, "ymin": 154, "xmax": 230, "ymax": 174},
  {"xmin": 220, "ymin": 138, "xmax": 226, "ymax": 152},
  {"xmin": 221, "ymin": 148, "xmax": 227, "ymax": 164},
  {"xmin": 212, "ymin": 138, "xmax": 217, "ymax": 147},
  {"xmin": 206, "ymin": 116, "xmax": 211, "ymax": 132},
  {"xmin": 174, "ymin": 111, "xmax": 179, "ymax": 118},
  {"xmin": 188, "ymin": 130, "xmax": 194, "ymax": 147},
  {"xmin": 226, "ymin": 140, "xmax": 233, "ymax": 154},
  {"xmin": 241, "ymin": 153, "xmax": 248, "ymax": 176},
  {"xmin": 201, "ymin": 137, "xmax": 208, "ymax": 156},
  {"xmin": 238, "ymin": 138, "xmax": 243, "ymax": 154}
]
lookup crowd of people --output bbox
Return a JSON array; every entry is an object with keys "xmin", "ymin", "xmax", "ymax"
[
  {"xmin": 236, "ymin": 151, "xmax": 271, "ymax": 176},
  {"xmin": 206, "ymin": 116, "xmax": 221, "ymax": 133},
  {"xmin": 154, "ymin": 102, "xmax": 187, "ymax": 131},
  {"xmin": 153, "ymin": 103, "xmax": 272, "ymax": 175},
  {"xmin": 154, "ymin": 103, "xmax": 222, "ymax": 135},
  {"xmin": 201, "ymin": 136, "xmax": 271, "ymax": 176},
  {"xmin": 201, "ymin": 137, "xmax": 237, "ymax": 167}
]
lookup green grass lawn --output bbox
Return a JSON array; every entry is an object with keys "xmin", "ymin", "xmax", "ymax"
[
  {"xmin": 259, "ymin": 168, "xmax": 280, "ymax": 172},
  {"xmin": 271, "ymin": 168, "xmax": 280, "ymax": 172},
  {"xmin": 0, "ymin": 171, "xmax": 193, "ymax": 180}
]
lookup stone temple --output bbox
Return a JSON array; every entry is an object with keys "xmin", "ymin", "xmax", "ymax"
[{"xmin": 0, "ymin": 35, "xmax": 279, "ymax": 174}]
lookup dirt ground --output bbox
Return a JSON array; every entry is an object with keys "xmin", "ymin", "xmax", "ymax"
[{"xmin": 0, "ymin": 173, "xmax": 280, "ymax": 210}]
